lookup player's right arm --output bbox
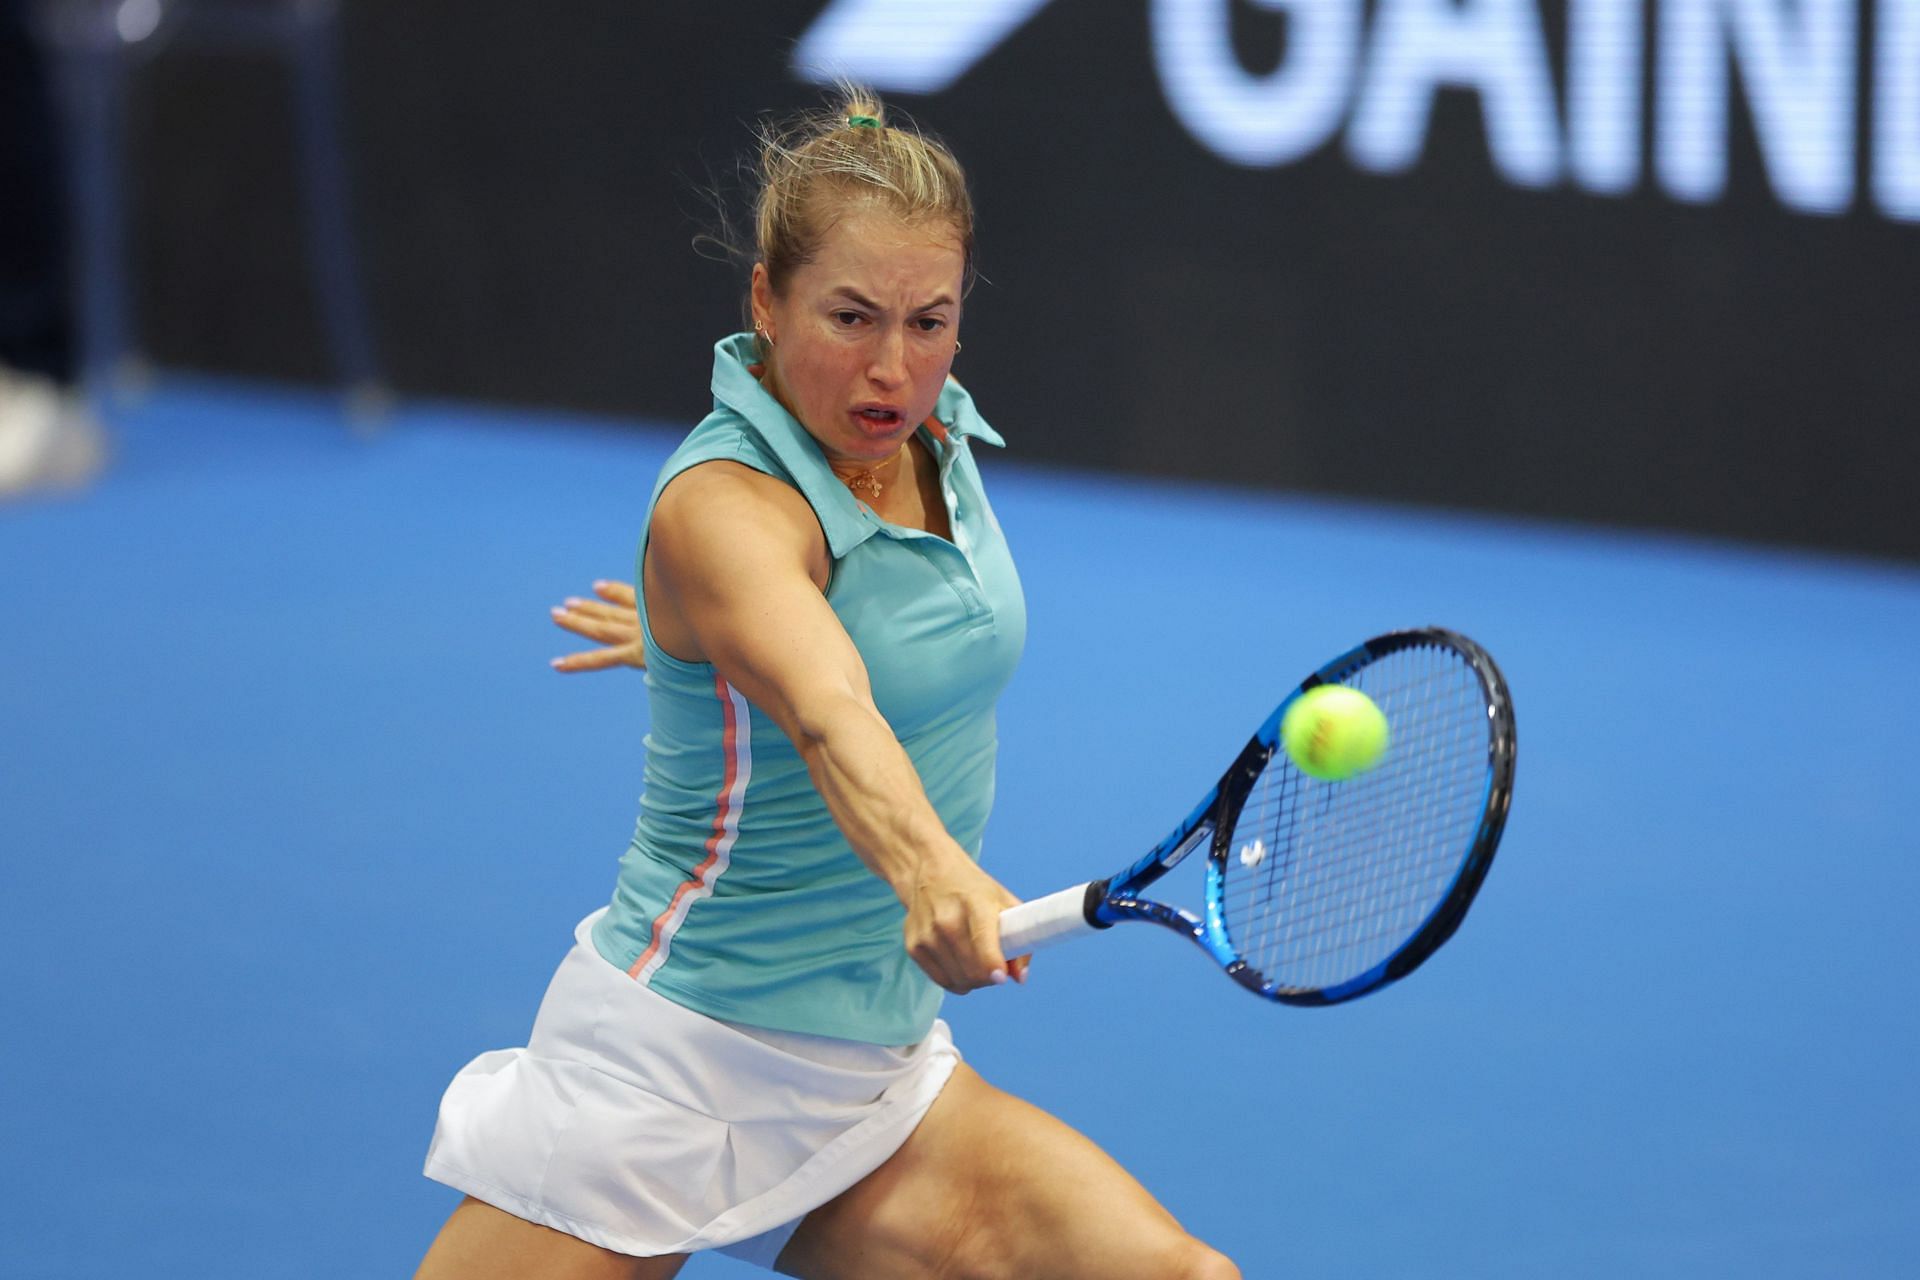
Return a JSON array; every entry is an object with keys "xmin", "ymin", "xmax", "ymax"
[{"xmin": 644, "ymin": 461, "xmax": 1024, "ymax": 993}]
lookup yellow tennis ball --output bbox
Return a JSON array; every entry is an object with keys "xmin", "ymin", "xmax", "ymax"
[{"xmin": 1281, "ymin": 685, "xmax": 1389, "ymax": 782}]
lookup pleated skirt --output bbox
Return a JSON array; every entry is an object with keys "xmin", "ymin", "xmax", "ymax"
[{"xmin": 425, "ymin": 910, "xmax": 960, "ymax": 1267}]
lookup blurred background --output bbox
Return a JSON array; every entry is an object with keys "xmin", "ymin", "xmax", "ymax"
[{"xmin": 3, "ymin": 2, "xmax": 1917, "ymax": 1276}]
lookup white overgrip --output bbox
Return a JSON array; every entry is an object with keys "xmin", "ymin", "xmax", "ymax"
[{"xmin": 998, "ymin": 882, "xmax": 1099, "ymax": 956}]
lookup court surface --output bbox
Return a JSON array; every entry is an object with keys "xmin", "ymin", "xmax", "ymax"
[{"xmin": 3, "ymin": 382, "xmax": 1916, "ymax": 1277}]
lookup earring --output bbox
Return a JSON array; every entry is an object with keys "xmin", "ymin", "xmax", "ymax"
[
  {"xmin": 955, "ymin": 340, "xmax": 963, "ymax": 354},
  {"xmin": 755, "ymin": 322, "xmax": 774, "ymax": 347}
]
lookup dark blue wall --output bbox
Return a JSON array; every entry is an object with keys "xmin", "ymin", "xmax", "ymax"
[{"xmin": 128, "ymin": 1, "xmax": 1920, "ymax": 560}]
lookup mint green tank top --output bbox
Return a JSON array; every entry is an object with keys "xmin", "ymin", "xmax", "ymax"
[{"xmin": 590, "ymin": 333, "xmax": 1026, "ymax": 1046}]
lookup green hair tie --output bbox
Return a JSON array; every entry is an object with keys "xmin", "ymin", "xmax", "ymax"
[{"xmin": 847, "ymin": 114, "xmax": 880, "ymax": 129}]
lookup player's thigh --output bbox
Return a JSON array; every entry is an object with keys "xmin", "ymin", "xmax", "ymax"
[
  {"xmin": 415, "ymin": 1196, "xmax": 687, "ymax": 1280},
  {"xmin": 774, "ymin": 1063, "xmax": 1238, "ymax": 1280}
]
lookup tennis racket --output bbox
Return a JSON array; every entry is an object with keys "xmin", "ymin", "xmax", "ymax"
[{"xmin": 998, "ymin": 628, "xmax": 1515, "ymax": 1004}]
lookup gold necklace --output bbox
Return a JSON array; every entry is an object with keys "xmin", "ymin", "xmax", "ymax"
[{"xmin": 840, "ymin": 447, "xmax": 906, "ymax": 500}]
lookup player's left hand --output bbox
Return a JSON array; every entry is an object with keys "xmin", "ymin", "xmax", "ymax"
[{"xmin": 550, "ymin": 580, "xmax": 647, "ymax": 672}]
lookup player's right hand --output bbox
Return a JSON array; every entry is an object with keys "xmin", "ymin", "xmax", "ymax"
[{"xmin": 902, "ymin": 855, "xmax": 1030, "ymax": 993}]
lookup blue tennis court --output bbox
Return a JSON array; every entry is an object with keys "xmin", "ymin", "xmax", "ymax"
[{"xmin": 3, "ymin": 382, "xmax": 1916, "ymax": 1276}]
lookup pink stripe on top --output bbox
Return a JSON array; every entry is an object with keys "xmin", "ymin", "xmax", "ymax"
[{"xmin": 630, "ymin": 675, "xmax": 752, "ymax": 983}]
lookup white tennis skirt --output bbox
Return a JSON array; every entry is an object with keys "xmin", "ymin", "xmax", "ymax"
[{"xmin": 424, "ymin": 909, "xmax": 961, "ymax": 1267}]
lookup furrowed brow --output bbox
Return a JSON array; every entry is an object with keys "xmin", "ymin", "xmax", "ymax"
[{"xmin": 828, "ymin": 287, "xmax": 955, "ymax": 314}]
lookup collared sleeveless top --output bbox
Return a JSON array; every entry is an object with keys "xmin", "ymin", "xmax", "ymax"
[{"xmin": 590, "ymin": 334, "xmax": 1026, "ymax": 1046}]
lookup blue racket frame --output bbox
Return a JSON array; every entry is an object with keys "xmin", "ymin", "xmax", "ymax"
[{"xmin": 1080, "ymin": 629, "xmax": 1516, "ymax": 1005}]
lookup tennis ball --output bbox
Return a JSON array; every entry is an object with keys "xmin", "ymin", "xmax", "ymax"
[{"xmin": 1281, "ymin": 685, "xmax": 1389, "ymax": 782}]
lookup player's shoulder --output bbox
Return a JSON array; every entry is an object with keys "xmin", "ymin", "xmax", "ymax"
[{"xmin": 654, "ymin": 459, "xmax": 820, "ymax": 553}]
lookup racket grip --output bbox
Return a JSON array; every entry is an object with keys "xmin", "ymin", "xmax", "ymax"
[{"xmin": 999, "ymin": 882, "xmax": 1103, "ymax": 955}]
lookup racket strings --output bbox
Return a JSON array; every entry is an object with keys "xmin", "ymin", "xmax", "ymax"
[
  {"xmin": 1220, "ymin": 643, "xmax": 1492, "ymax": 992},
  {"xmin": 1279, "ymin": 653, "xmax": 1481, "ymax": 980},
  {"xmin": 1234, "ymin": 654, "xmax": 1468, "ymax": 948},
  {"xmin": 1299, "ymin": 652, "xmax": 1482, "ymax": 975}
]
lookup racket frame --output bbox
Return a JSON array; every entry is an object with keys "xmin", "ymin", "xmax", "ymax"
[{"xmin": 1022, "ymin": 629, "xmax": 1515, "ymax": 1005}]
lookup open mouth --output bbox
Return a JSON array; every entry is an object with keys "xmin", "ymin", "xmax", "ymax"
[{"xmin": 854, "ymin": 407, "xmax": 904, "ymax": 428}]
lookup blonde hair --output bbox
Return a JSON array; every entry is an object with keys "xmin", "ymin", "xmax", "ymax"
[{"xmin": 749, "ymin": 87, "xmax": 975, "ymax": 331}]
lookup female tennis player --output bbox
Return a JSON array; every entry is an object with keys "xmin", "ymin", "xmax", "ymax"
[{"xmin": 417, "ymin": 90, "xmax": 1241, "ymax": 1280}]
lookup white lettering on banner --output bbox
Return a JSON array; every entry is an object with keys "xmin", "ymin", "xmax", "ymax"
[
  {"xmin": 792, "ymin": 0, "xmax": 1917, "ymax": 226},
  {"xmin": 1347, "ymin": 0, "xmax": 1561, "ymax": 187},
  {"xmin": 793, "ymin": 0, "xmax": 1055, "ymax": 96},
  {"xmin": 1657, "ymin": 0, "xmax": 1856, "ymax": 213},
  {"xmin": 1151, "ymin": 0, "xmax": 1362, "ymax": 167},
  {"xmin": 1568, "ymin": 0, "xmax": 1643, "ymax": 192},
  {"xmin": 1877, "ymin": 0, "xmax": 1920, "ymax": 220}
]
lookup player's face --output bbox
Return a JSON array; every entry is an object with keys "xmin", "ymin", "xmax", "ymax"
[{"xmin": 751, "ymin": 208, "xmax": 964, "ymax": 463}]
